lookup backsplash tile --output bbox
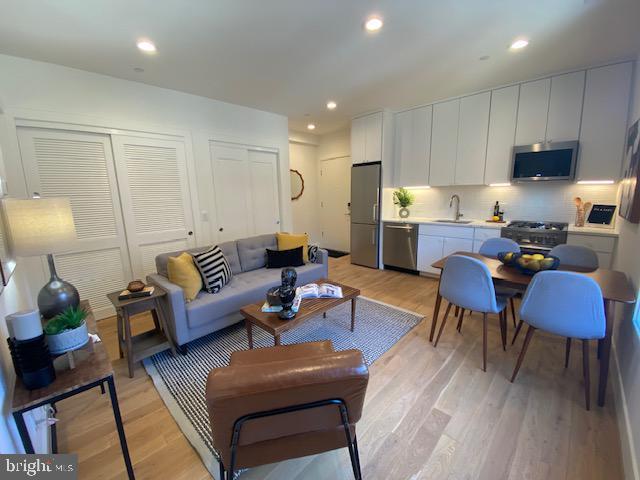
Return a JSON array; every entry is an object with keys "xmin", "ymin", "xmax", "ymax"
[{"xmin": 383, "ymin": 183, "xmax": 619, "ymax": 224}]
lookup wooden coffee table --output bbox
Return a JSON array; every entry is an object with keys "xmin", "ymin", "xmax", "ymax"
[{"xmin": 240, "ymin": 279, "xmax": 360, "ymax": 349}]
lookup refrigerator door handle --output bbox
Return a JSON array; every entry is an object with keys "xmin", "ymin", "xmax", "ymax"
[
  {"xmin": 371, "ymin": 229, "xmax": 376, "ymax": 245},
  {"xmin": 372, "ymin": 203, "xmax": 378, "ymax": 222}
]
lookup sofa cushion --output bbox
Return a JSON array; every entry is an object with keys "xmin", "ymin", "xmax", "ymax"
[
  {"xmin": 277, "ymin": 232, "xmax": 309, "ymax": 262},
  {"xmin": 185, "ymin": 262, "xmax": 326, "ymax": 329},
  {"xmin": 155, "ymin": 242, "xmax": 241, "ymax": 277},
  {"xmin": 193, "ymin": 245, "xmax": 233, "ymax": 293},
  {"xmin": 237, "ymin": 234, "xmax": 277, "ymax": 272},
  {"xmin": 218, "ymin": 241, "xmax": 242, "ymax": 275}
]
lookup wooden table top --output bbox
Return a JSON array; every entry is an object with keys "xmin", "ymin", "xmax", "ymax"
[
  {"xmin": 431, "ymin": 252, "xmax": 636, "ymax": 304},
  {"xmin": 106, "ymin": 285, "xmax": 166, "ymax": 309},
  {"xmin": 12, "ymin": 300, "xmax": 114, "ymax": 412},
  {"xmin": 240, "ymin": 279, "xmax": 360, "ymax": 335}
]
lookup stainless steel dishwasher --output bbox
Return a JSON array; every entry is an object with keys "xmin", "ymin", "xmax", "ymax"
[{"xmin": 383, "ymin": 222, "xmax": 418, "ymax": 272}]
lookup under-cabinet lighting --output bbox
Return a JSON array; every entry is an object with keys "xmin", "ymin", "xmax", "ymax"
[
  {"xmin": 576, "ymin": 180, "xmax": 615, "ymax": 185},
  {"xmin": 404, "ymin": 186, "xmax": 430, "ymax": 189},
  {"xmin": 489, "ymin": 183, "xmax": 511, "ymax": 187}
]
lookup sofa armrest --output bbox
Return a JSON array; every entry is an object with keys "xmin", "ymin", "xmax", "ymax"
[
  {"xmin": 146, "ymin": 273, "xmax": 188, "ymax": 347},
  {"xmin": 314, "ymin": 248, "xmax": 329, "ymax": 266}
]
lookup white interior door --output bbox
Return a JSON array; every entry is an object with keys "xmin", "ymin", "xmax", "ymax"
[
  {"xmin": 111, "ymin": 135, "xmax": 195, "ymax": 279},
  {"xmin": 17, "ymin": 127, "xmax": 132, "ymax": 319},
  {"xmin": 319, "ymin": 156, "xmax": 351, "ymax": 252},
  {"xmin": 248, "ymin": 149, "xmax": 281, "ymax": 235},
  {"xmin": 210, "ymin": 142, "xmax": 252, "ymax": 242}
]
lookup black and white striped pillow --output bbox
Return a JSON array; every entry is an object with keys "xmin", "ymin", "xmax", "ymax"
[{"xmin": 192, "ymin": 246, "xmax": 232, "ymax": 294}]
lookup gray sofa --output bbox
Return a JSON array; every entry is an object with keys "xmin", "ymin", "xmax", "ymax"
[{"xmin": 146, "ymin": 233, "xmax": 328, "ymax": 350}]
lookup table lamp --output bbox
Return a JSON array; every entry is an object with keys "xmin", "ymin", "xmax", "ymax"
[{"xmin": 3, "ymin": 197, "xmax": 80, "ymax": 318}]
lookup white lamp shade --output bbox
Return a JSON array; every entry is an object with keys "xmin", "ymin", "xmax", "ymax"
[{"xmin": 3, "ymin": 197, "xmax": 77, "ymax": 257}]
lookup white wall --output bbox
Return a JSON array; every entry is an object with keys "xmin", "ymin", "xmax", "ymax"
[
  {"xmin": 318, "ymin": 129, "xmax": 350, "ymax": 161},
  {"xmin": 613, "ymin": 54, "xmax": 640, "ymax": 480},
  {"xmin": 289, "ymin": 138, "xmax": 321, "ymax": 243},
  {"xmin": 382, "ymin": 183, "xmax": 619, "ymax": 225}
]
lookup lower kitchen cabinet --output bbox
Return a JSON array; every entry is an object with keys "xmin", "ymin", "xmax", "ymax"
[{"xmin": 417, "ymin": 235, "xmax": 444, "ymax": 274}]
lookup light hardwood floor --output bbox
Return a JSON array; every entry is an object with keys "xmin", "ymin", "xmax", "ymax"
[{"xmin": 57, "ymin": 255, "xmax": 623, "ymax": 479}]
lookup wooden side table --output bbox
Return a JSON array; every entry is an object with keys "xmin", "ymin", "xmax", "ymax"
[
  {"xmin": 107, "ymin": 287, "xmax": 176, "ymax": 378},
  {"xmin": 12, "ymin": 300, "xmax": 135, "ymax": 479}
]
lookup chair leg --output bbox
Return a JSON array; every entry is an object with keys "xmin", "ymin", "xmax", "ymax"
[
  {"xmin": 352, "ymin": 435, "xmax": 363, "ymax": 480},
  {"xmin": 219, "ymin": 460, "xmax": 226, "ymax": 480},
  {"xmin": 433, "ymin": 302, "xmax": 453, "ymax": 347},
  {"xmin": 455, "ymin": 308, "xmax": 465, "ymax": 333},
  {"xmin": 338, "ymin": 405, "xmax": 362, "ymax": 480},
  {"xmin": 565, "ymin": 338, "xmax": 572, "ymax": 368},
  {"xmin": 482, "ymin": 313, "xmax": 488, "ymax": 372},
  {"xmin": 511, "ymin": 320, "xmax": 524, "ymax": 345},
  {"xmin": 455, "ymin": 305, "xmax": 460, "ymax": 317},
  {"xmin": 583, "ymin": 339, "xmax": 591, "ymax": 411},
  {"xmin": 510, "ymin": 297, "xmax": 517, "ymax": 328},
  {"xmin": 510, "ymin": 326, "xmax": 536, "ymax": 382},
  {"xmin": 499, "ymin": 310, "xmax": 507, "ymax": 351}
]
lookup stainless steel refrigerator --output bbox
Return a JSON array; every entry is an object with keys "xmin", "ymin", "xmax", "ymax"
[{"xmin": 350, "ymin": 162, "xmax": 381, "ymax": 268}]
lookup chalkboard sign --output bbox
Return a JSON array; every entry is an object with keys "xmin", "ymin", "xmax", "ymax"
[{"xmin": 587, "ymin": 204, "xmax": 616, "ymax": 225}]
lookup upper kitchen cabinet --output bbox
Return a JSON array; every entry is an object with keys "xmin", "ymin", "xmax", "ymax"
[
  {"xmin": 546, "ymin": 71, "xmax": 585, "ymax": 142},
  {"xmin": 429, "ymin": 99, "xmax": 460, "ymax": 186},
  {"xmin": 455, "ymin": 92, "xmax": 491, "ymax": 185},
  {"xmin": 393, "ymin": 106, "xmax": 432, "ymax": 187},
  {"xmin": 577, "ymin": 62, "xmax": 633, "ymax": 182},
  {"xmin": 351, "ymin": 111, "xmax": 383, "ymax": 164},
  {"xmin": 485, "ymin": 85, "xmax": 519, "ymax": 185},
  {"xmin": 515, "ymin": 78, "xmax": 550, "ymax": 145}
]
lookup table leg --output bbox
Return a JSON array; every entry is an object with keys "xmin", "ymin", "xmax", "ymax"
[
  {"xmin": 150, "ymin": 308, "xmax": 161, "ymax": 332},
  {"xmin": 245, "ymin": 321, "xmax": 254, "ymax": 349},
  {"xmin": 13, "ymin": 411, "xmax": 34, "ymax": 453},
  {"xmin": 106, "ymin": 376, "xmax": 135, "ymax": 480},
  {"xmin": 351, "ymin": 297, "xmax": 357, "ymax": 332},
  {"xmin": 429, "ymin": 277, "xmax": 443, "ymax": 342},
  {"xmin": 116, "ymin": 310, "xmax": 124, "ymax": 359},
  {"xmin": 122, "ymin": 310, "xmax": 134, "ymax": 378},
  {"xmin": 598, "ymin": 299, "xmax": 614, "ymax": 407},
  {"xmin": 323, "ymin": 312, "xmax": 327, "ymax": 318},
  {"xmin": 153, "ymin": 299, "xmax": 176, "ymax": 357},
  {"xmin": 275, "ymin": 334, "xmax": 281, "ymax": 346}
]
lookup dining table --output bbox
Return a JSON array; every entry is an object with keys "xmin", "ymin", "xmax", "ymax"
[{"xmin": 429, "ymin": 251, "xmax": 636, "ymax": 407}]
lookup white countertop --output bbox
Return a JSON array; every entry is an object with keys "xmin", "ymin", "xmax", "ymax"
[{"xmin": 382, "ymin": 217, "xmax": 619, "ymax": 237}]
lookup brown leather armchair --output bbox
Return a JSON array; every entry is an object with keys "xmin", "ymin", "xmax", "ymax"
[{"xmin": 206, "ymin": 340, "xmax": 369, "ymax": 480}]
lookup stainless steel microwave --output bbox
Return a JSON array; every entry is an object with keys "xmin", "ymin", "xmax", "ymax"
[{"xmin": 511, "ymin": 141, "xmax": 579, "ymax": 182}]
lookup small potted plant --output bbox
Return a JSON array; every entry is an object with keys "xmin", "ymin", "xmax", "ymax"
[
  {"xmin": 44, "ymin": 306, "xmax": 89, "ymax": 355},
  {"xmin": 393, "ymin": 187, "xmax": 415, "ymax": 218}
]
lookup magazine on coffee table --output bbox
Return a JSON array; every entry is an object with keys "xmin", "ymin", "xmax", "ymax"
[{"xmin": 295, "ymin": 283, "xmax": 343, "ymax": 299}]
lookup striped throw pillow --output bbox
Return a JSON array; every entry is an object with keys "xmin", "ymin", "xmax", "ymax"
[{"xmin": 192, "ymin": 246, "xmax": 232, "ymax": 294}]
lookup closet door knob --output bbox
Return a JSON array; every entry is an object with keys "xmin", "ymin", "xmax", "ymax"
[
  {"xmin": 219, "ymin": 227, "xmax": 224, "ymax": 232},
  {"xmin": 188, "ymin": 231, "xmax": 193, "ymax": 236}
]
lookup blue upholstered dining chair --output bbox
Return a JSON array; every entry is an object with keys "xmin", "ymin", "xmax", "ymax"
[
  {"xmin": 434, "ymin": 255, "xmax": 509, "ymax": 371},
  {"xmin": 549, "ymin": 244, "xmax": 599, "ymax": 270},
  {"xmin": 510, "ymin": 270, "xmax": 605, "ymax": 410},
  {"xmin": 512, "ymin": 244, "xmax": 599, "ymax": 344}
]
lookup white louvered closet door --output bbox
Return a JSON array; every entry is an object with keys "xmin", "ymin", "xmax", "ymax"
[
  {"xmin": 17, "ymin": 128, "xmax": 132, "ymax": 319},
  {"xmin": 248, "ymin": 149, "xmax": 281, "ymax": 235},
  {"xmin": 111, "ymin": 136, "xmax": 195, "ymax": 279}
]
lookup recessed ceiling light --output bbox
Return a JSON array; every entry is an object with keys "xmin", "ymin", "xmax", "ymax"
[
  {"xmin": 133, "ymin": 67, "xmax": 144, "ymax": 73},
  {"xmin": 479, "ymin": 55, "xmax": 490, "ymax": 61},
  {"xmin": 510, "ymin": 39, "xmax": 529, "ymax": 50},
  {"xmin": 137, "ymin": 39, "xmax": 157, "ymax": 53},
  {"xmin": 307, "ymin": 123, "xmax": 316, "ymax": 131},
  {"xmin": 365, "ymin": 16, "xmax": 383, "ymax": 32},
  {"xmin": 326, "ymin": 101, "xmax": 337, "ymax": 110}
]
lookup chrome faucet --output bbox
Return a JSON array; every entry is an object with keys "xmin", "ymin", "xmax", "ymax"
[{"xmin": 449, "ymin": 194, "xmax": 463, "ymax": 221}]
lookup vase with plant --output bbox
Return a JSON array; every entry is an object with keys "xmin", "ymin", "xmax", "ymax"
[
  {"xmin": 44, "ymin": 306, "xmax": 89, "ymax": 355},
  {"xmin": 393, "ymin": 187, "xmax": 415, "ymax": 218}
]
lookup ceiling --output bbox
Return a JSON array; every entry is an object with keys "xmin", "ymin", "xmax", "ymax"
[{"xmin": 0, "ymin": 0, "xmax": 639, "ymax": 135}]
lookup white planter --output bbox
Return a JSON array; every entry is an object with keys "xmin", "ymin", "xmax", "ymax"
[{"xmin": 46, "ymin": 321, "xmax": 89, "ymax": 355}]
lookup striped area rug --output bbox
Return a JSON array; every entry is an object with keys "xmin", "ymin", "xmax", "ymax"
[{"xmin": 144, "ymin": 296, "xmax": 422, "ymax": 477}]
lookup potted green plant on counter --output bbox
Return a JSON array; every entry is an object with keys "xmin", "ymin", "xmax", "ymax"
[
  {"xmin": 393, "ymin": 187, "xmax": 415, "ymax": 218},
  {"xmin": 44, "ymin": 306, "xmax": 89, "ymax": 355}
]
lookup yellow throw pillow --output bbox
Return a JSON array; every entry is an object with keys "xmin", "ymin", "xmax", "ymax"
[
  {"xmin": 167, "ymin": 252, "xmax": 202, "ymax": 302},
  {"xmin": 277, "ymin": 232, "xmax": 309, "ymax": 263}
]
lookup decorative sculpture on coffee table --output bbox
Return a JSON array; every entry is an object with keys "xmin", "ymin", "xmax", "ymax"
[{"xmin": 278, "ymin": 267, "xmax": 298, "ymax": 320}]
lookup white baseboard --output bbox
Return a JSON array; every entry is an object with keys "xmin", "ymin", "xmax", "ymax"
[{"xmin": 612, "ymin": 346, "xmax": 639, "ymax": 480}]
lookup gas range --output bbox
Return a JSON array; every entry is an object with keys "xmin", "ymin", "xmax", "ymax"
[{"xmin": 501, "ymin": 220, "xmax": 568, "ymax": 252}]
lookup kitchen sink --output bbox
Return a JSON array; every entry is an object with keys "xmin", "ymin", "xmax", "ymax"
[{"xmin": 434, "ymin": 219, "xmax": 473, "ymax": 224}]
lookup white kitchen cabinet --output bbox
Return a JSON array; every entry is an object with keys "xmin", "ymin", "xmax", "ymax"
[
  {"xmin": 485, "ymin": 85, "xmax": 519, "ymax": 185},
  {"xmin": 472, "ymin": 227, "xmax": 501, "ymax": 252},
  {"xmin": 430, "ymin": 99, "xmax": 460, "ymax": 186},
  {"xmin": 455, "ymin": 92, "xmax": 491, "ymax": 185},
  {"xmin": 393, "ymin": 106, "xmax": 431, "ymax": 187},
  {"xmin": 546, "ymin": 71, "xmax": 585, "ymax": 142},
  {"xmin": 515, "ymin": 78, "xmax": 550, "ymax": 146},
  {"xmin": 417, "ymin": 235, "xmax": 444, "ymax": 274},
  {"xmin": 351, "ymin": 112, "xmax": 383, "ymax": 164},
  {"xmin": 443, "ymin": 237, "xmax": 474, "ymax": 257},
  {"xmin": 567, "ymin": 232, "xmax": 616, "ymax": 268},
  {"xmin": 577, "ymin": 62, "xmax": 633, "ymax": 182}
]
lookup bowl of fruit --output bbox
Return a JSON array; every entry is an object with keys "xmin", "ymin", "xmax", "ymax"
[
  {"xmin": 514, "ymin": 253, "xmax": 560, "ymax": 275},
  {"xmin": 497, "ymin": 251, "xmax": 521, "ymax": 266}
]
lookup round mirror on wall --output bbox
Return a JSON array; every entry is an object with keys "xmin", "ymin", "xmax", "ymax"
[{"xmin": 290, "ymin": 169, "xmax": 304, "ymax": 200}]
